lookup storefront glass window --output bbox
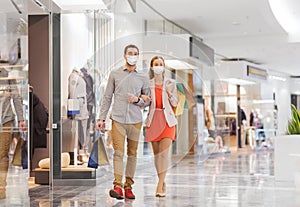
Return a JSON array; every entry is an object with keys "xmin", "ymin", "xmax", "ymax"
[
  {"xmin": 57, "ymin": 9, "xmax": 113, "ymax": 184},
  {"xmin": 0, "ymin": 0, "xmax": 29, "ymax": 202}
]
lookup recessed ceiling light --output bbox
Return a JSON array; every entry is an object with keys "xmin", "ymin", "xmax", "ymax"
[
  {"xmin": 253, "ymin": 99, "xmax": 275, "ymax": 104},
  {"xmin": 220, "ymin": 78, "xmax": 256, "ymax": 85},
  {"xmin": 165, "ymin": 59, "xmax": 198, "ymax": 70},
  {"xmin": 232, "ymin": 21, "xmax": 240, "ymax": 26},
  {"xmin": 269, "ymin": 75, "xmax": 286, "ymax": 81}
]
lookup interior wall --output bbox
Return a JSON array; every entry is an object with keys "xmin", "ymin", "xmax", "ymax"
[
  {"xmin": 28, "ymin": 14, "xmax": 50, "ymax": 175},
  {"xmin": 114, "ymin": 13, "xmax": 144, "ymax": 69},
  {"xmin": 261, "ymin": 78, "xmax": 291, "ymax": 135},
  {"xmin": 28, "ymin": 15, "xmax": 49, "ymax": 109}
]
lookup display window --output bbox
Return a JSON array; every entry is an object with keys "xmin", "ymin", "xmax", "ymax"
[
  {"xmin": 203, "ymin": 79, "xmax": 276, "ymax": 152},
  {"xmin": 19, "ymin": 0, "xmax": 115, "ymax": 187},
  {"xmin": 0, "ymin": 0, "xmax": 29, "ymax": 202},
  {"xmin": 54, "ymin": 10, "xmax": 113, "ymax": 185}
]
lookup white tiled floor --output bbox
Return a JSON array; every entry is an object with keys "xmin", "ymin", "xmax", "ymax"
[{"xmin": 1, "ymin": 147, "xmax": 299, "ymax": 206}]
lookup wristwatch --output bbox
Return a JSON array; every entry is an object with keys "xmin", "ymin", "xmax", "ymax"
[{"xmin": 135, "ymin": 97, "xmax": 141, "ymax": 103}]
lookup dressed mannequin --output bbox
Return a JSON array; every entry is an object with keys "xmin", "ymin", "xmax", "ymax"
[
  {"xmin": 68, "ymin": 68, "xmax": 89, "ymax": 163},
  {"xmin": 80, "ymin": 67, "xmax": 95, "ymax": 151}
]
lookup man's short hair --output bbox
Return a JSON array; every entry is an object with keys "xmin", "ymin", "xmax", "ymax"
[{"xmin": 124, "ymin": 44, "xmax": 139, "ymax": 54}]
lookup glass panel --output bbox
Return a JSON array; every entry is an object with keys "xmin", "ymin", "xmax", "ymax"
[
  {"xmin": 25, "ymin": 0, "xmax": 52, "ymax": 192},
  {"xmin": 60, "ymin": 11, "xmax": 95, "ymax": 171},
  {"xmin": 59, "ymin": 9, "xmax": 113, "ymax": 182},
  {"xmin": 0, "ymin": 0, "xmax": 29, "ymax": 203}
]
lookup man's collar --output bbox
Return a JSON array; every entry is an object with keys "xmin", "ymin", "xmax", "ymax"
[{"xmin": 122, "ymin": 66, "xmax": 139, "ymax": 73}]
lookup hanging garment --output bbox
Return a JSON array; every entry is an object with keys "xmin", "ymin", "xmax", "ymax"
[
  {"xmin": 33, "ymin": 93, "xmax": 48, "ymax": 149},
  {"xmin": 80, "ymin": 67, "xmax": 95, "ymax": 107},
  {"xmin": 80, "ymin": 68, "xmax": 95, "ymax": 152}
]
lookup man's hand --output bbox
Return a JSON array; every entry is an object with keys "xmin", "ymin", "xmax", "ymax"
[
  {"xmin": 19, "ymin": 120, "xmax": 27, "ymax": 131},
  {"xmin": 128, "ymin": 93, "xmax": 139, "ymax": 103},
  {"xmin": 97, "ymin": 120, "xmax": 105, "ymax": 131}
]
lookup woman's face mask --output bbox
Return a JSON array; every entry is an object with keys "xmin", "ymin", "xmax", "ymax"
[
  {"xmin": 153, "ymin": 66, "xmax": 165, "ymax": 74},
  {"xmin": 126, "ymin": 55, "xmax": 138, "ymax": 66}
]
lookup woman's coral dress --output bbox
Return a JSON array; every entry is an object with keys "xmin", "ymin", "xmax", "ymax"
[{"xmin": 145, "ymin": 85, "xmax": 176, "ymax": 142}]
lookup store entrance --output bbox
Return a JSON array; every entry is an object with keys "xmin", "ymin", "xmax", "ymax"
[{"xmin": 205, "ymin": 80, "xmax": 276, "ymax": 152}]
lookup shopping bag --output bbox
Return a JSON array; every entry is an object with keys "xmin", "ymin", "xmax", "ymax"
[
  {"xmin": 11, "ymin": 137, "xmax": 23, "ymax": 166},
  {"xmin": 172, "ymin": 83, "xmax": 186, "ymax": 116},
  {"xmin": 88, "ymin": 130, "xmax": 109, "ymax": 169},
  {"xmin": 21, "ymin": 140, "xmax": 28, "ymax": 169},
  {"xmin": 11, "ymin": 137, "xmax": 28, "ymax": 169}
]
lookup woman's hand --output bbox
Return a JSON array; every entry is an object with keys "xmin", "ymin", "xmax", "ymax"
[
  {"xmin": 140, "ymin": 94, "xmax": 151, "ymax": 102},
  {"xmin": 165, "ymin": 80, "xmax": 173, "ymax": 98}
]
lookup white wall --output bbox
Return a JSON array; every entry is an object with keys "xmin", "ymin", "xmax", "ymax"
[
  {"xmin": 261, "ymin": 78, "xmax": 291, "ymax": 135},
  {"xmin": 143, "ymin": 34, "xmax": 190, "ymax": 58},
  {"xmin": 290, "ymin": 78, "xmax": 300, "ymax": 95},
  {"xmin": 113, "ymin": 13, "xmax": 144, "ymax": 69}
]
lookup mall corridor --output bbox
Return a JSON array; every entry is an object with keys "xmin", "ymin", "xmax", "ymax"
[{"xmin": 1, "ymin": 148, "xmax": 299, "ymax": 207}]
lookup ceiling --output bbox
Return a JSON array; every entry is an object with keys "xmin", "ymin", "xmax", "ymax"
[
  {"xmin": 1, "ymin": 0, "xmax": 299, "ymax": 76},
  {"xmin": 140, "ymin": 0, "xmax": 300, "ymax": 76}
]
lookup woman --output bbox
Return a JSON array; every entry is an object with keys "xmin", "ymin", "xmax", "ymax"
[{"xmin": 142, "ymin": 56, "xmax": 178, "ymax": 197}]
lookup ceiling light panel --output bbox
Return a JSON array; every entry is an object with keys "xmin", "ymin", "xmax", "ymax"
[{"xmin": 52, "ymin": 0, "xmax": 107, "ymax": 10}]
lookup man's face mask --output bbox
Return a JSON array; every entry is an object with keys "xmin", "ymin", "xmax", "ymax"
[{"xmin": 126, "ymin": 55, "xmax": 138, "ymax": 66}]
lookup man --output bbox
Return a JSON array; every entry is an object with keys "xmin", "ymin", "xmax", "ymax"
[
  {"xmin": 0, "ymin": 68, "xmax": 26, "ymax": 199},
  {"xmin": 97, "ymin": 44, "xmax": 150, "ymax": 200}
]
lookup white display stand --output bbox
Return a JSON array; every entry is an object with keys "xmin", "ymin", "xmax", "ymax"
[{"xmin": 274, "ymin": 135, "xmax": 300, "ymax": 181}]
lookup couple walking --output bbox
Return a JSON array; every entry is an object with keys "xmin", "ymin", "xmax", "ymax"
[{"xmin": 97, "ymin": 44, "xmax": 178, "ymax": 199}]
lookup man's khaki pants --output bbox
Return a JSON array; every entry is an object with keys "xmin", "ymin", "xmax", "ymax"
[
  {"xmin": 0, "ymin": 121, "xmax": 13, "ymax": 198},
  {"xmin": 111, "ymin": 121, "xmax": 142, "ymax": 189}
]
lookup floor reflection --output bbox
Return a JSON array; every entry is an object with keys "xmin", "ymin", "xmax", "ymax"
[{"xmin": 2, "ymin": 148, "xmax": 300, "ymax": 206}]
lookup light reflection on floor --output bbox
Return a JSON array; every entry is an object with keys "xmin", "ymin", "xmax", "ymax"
[{"xmin": 1, "ymin": 148, "xmax": 299, "ymax": 207}]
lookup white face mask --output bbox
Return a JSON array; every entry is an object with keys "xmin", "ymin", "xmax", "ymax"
[
  {"xmin": 126, "ymin": 55, "xmax": 138, "ymax": 66},
  {"xmin": 153, "ymin": 66, "xmax": 165, "ymax": 74}
]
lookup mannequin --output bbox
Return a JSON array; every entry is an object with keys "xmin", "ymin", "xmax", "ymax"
[
  {"xmin": 80, "ymin": 67, "xmax": 95, "ymax": 152},
  {"xmin": 68, "ymin": 68, "xmax": 89, "ymax": 163}
]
